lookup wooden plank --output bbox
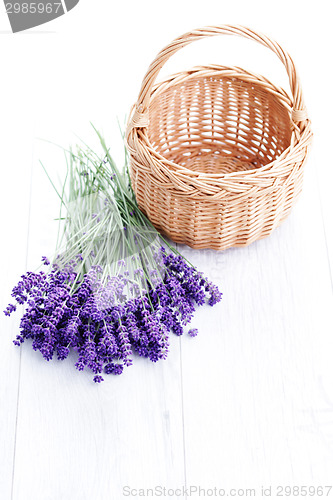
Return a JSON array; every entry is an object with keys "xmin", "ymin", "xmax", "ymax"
[
  {"xmin": 179, "ymin": 161, "xmax": 333, "ymax": 489},
  {"xmin": 0, "ymin": 114, "xmax": 34, "ymax": 497},
  {"xmin": 13, "ymin": 341, "xmax": 186, "ymax": 499}
]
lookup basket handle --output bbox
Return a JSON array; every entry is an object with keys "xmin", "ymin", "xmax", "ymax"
[{"xmin": 129, "ymin": 25, "xmax": 308, "ymax": 129}]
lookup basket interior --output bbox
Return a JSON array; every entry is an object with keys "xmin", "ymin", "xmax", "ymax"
[{"xmin": 148, "ymin": 74, "xmax": 292, "ymax": 174}]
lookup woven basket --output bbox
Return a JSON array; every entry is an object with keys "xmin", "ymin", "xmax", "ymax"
[{"xmin": 126, "ymin": 25, "xmax": 312, "ymax": 250}]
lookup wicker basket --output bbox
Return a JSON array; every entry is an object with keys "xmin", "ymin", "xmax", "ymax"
[{"xmin": 126, "ymin": 25, "xmax": 312, "ymax": 250}]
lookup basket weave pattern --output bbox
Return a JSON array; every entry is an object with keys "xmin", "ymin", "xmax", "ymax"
[{"xmin": 126, "ymin": 26, "xmax": 312, "ymax": 250}]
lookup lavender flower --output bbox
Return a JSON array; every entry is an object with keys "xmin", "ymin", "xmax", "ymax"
[
  {"xmin": 188, "ymin": 328, "xmax": 198, "ymax": 338},
  {"xmin": 4, "ymin": 132, "xmax": 222, "ymax": 383}
]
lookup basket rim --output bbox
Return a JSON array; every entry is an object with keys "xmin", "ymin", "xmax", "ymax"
[{"xmin": 127, "ymin": 66, "xmax": 311, "ymax": 184}]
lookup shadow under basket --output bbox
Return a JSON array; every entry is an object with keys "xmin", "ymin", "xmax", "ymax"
[{"xmin": 126, "ymin": 25, "xmax": 313, "ymax": 250}]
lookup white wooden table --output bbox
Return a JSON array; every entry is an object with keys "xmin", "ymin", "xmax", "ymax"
[{"xmin": 1, "ymin": 2, "xmax": 333, "ymax": 499}]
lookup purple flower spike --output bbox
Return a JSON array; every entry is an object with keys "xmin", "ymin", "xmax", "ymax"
[
  {"xmin": 4, "ymin": 191, "xmax": 222, "ymax": 383},
  {"xmin": 188, "ymin": 328, "xmax": 198, "ymax": 337},
  {"xmin": 4, "ymin": 304, "xmax": 16, "ymax": 316}
]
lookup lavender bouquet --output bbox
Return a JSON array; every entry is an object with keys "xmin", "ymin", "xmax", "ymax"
[{"xmin": 4, "ymin": 132, "xmax": 222, "ymax": 382}]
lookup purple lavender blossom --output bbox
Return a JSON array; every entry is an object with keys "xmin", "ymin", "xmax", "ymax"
[
  {"xmin": 4, "ymin": 249, "xmax": 222, "ymax": 382},
  {"xmin": 188, "ymin": 328, "xmax": 198, "ymax": 337}
]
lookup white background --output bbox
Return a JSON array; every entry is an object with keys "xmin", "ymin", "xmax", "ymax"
[{"xmin": 1, "ymin": 1, "xmax": 333, "ymax": 499}]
